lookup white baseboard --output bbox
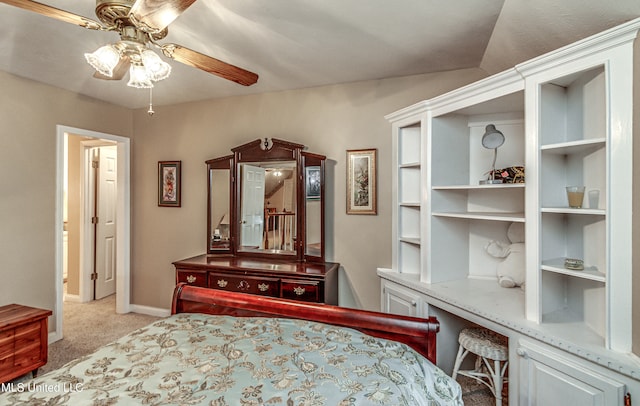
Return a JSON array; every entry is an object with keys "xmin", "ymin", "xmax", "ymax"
[
  {"xmin": 63, "ymin": 293, "xmax": 82, "ymax": 303},
  {"xmin": 129, "ymin": 304, "xmax": 171, "ymax": 318},
  {"xmin": 49, "ymin": 330, "xmax": 62, "ymax": 344}
]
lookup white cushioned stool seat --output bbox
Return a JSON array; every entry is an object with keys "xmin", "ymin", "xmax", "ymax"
[{"xmin": 452, "ymin": 327, "xmax": 508, "ymax": 406}]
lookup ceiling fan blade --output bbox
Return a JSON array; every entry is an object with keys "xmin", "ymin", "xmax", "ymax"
[
  {"xmin": 130, "ymin": 0, "xmax": 197, "ymax": 33},
  {"xmin": 93, "ymin": 57, "xmax": 131, "ymax": 81},
  {"xmin": 0, "ymin": 0, "xmax": 102, "ymax": 30},
  {"xmin": 161, "ymin": 44, "xmax": 258, "ymax": 86}
]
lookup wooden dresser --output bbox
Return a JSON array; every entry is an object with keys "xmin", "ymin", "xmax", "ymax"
[
  {"xmin": 174, "ymin": 255, "xmax": 339, "ymax": 305},
  {"xmin": 0, "ymin": 304, "xmax": 51, "ymax": 383}
]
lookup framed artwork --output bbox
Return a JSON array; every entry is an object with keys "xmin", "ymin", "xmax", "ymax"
[
  {"xmin": 305, "ymin": 166, "xmax": 321, "ymax": 199},
  {"xmin": 158, "ymin": 161, "xmax": 181, "ymax": 207},
  {"xmin": 346, "ymin": 149, "xmax": 377, "ymax": 214}
]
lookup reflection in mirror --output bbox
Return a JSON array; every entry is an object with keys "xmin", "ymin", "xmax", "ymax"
[
  {"xmin": 238, "ymin": 161, "xmax": 297, "ymax": 254},
  {"xmin": 209, "ymin": 168, "xmax": 231, "ymax": 251},
  {"xmin": 305, "ymin": 166, "xmax": 322, "ymax": 257}
]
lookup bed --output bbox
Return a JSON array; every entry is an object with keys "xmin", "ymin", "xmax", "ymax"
[{"xmin": 1, "ymin": 283, "xmax": 463, "ymax": 405}]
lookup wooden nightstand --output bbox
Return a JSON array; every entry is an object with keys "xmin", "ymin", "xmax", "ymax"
[{"xmin": 0, "ymin": 304, "xmax": 52, "ymax": 383}]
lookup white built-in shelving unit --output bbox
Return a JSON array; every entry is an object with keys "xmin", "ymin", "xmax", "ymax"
[
  {"xmin": 382, "ymin": 18, "xmax": 640, "ymax": 404},
  {"xmin": 391, "ymin": 106, "xmax": 428, "ymax": 276}
]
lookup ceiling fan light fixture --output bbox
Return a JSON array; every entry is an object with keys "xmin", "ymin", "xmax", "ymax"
[
  {"xmin": 3, "ymin": 0, "xmax": 259, "ymax": 93},
  {"xmin": 84, "ymin": 44, "xmax": 120, "ymax": 77},
  {"xmin": 127, "ymin": 62, "xmax": 153, "ymax": 89},
  {"xmin": 141, "ymin": 49, "xmax": 171, "ymax": 81}
]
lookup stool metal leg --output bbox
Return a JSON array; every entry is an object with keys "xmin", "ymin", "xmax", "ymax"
[
  {"xmin": 479, "ymin": 357, "xmax": 508, "ymax": 406},
  {"xmin": 451, "ymin": 344, "xmax": 467, "ymax": 379},
  {"xmin": 493, "ymin": 359, "xmax": 503, "ymax": 406}
]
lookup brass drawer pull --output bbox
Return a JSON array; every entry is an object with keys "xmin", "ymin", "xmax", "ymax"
[
  {"xmin": 258, "ymin": 283, "xmax": 269, "ymax": 292},
  {"xmin": 293, "ymin": 286, "xmax": 306, "ymax": 296},
  {"xmin": 237, "ymin": 280, "xmax": 250, "ymax": 291},
  {"xmin": 217, "ymin": 279, "xmax": 228, "ymax": 288},
  {"xmin": 186, "ymin": 275, "xmax": 196, "ymax": 284}
]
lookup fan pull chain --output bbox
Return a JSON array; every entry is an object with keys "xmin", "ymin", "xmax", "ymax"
[{"xmin": 147, "ymin": 87, "xmax": 155, "ymax": 116}]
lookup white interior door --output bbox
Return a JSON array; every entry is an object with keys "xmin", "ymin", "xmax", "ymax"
[
  {"xmin": 94, "ymin": 146, "xmax": 117, "ymax": 299},
  {"xmin": 241, "ymin": 164, "xmax": 265, "ymax": 248},
  {"xmin": 283, "ymin": 178, "xmax": 295, "ymax": 212}
]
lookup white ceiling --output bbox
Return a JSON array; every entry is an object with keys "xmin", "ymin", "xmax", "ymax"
[{"xmin": 1, "ymin": 0, "xmax": 639, "ymax": 109}]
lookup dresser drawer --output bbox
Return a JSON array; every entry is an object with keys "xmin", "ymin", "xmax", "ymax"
[
  {"xmin": 281, "ymin": 280, "xmax": 320, "ymax": 302},
  {"xmin": 209, "ymin": 273, "xmax": 279, "ymax": 297},
  {"xmin": 176, "ymin": 270, "xmax": 208, "ymax": 287}
]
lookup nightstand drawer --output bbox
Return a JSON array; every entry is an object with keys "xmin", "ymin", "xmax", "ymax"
[
  {"xmin": 209, "ymin": 273, "xmax": 279, "ymax": 297},
  {"xmin": 0, "ymin": 330, "xmax": 13, "ymax": 371},
  {"xmin": 0, "ymin": 330, "xmax": 14, "ymax": 356},
  {"xmin": 281, "ymin": 280, "xmax": 319, "ymax": 302},
  {"xmin": 14, "ymin": 323, "xmax": 42, "ymax": 364},
  {"xmin": 176, "ymin": 270, "xmax": 208, "ymax": 287}
]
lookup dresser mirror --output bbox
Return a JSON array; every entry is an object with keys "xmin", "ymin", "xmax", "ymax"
[
  {"xmin": 302, "ymin": 152, "xmax": 325, "ymax": 260},
  {"xmin": 238, "ymin": 161, "xmax": 297, "ymax": 254},
  {"xmin": 207, "ymin": 155, "xmax": 232, "ymax": 252},
  {"xmin": 206, "ymin": 139, "xmax": 326, "ymax": 262}
]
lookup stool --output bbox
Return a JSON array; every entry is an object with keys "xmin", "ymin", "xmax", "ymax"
[{"xmin": 452, "ymin": 327, "xmax": 509, "ymax": 406}]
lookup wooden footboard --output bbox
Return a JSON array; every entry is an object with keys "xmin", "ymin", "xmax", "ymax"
[{"xmin": 171, "ymin": 283, "xmax": 439, "ymax": 363}]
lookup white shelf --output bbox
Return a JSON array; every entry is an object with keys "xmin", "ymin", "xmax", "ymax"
[
  {"xmin": 541, "ymin": 207, "xmax": 606, "ymax": 216},
  {"xmin": 399, "ymin": 202, "xmax": 420, "ymax": 207},
  {"xmin": 432, "ymin": 211, "xmax": 525, "ymax": 222},
  {"xmin": 541, "ymin": 257, "xmax": 605, "ymax": 282},
  {"xmin": 399, "ymin": 162, "xmax": 420, "ymax": 169},
  {"xmin": 433, "ymin": 183, "xmax": 525, "ymax": 190},
  {"xmin": 541, "ymin": 138, "xmax": 606, "ymax": 154},
  {"xmin": 540, "ymin": 307, "xmax": 604, "ymax": 345}
]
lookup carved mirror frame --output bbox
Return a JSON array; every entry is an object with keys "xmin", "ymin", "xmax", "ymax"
[{"xmin": 206, "ymin": 138, "xmax": 326, "ymax": 262}]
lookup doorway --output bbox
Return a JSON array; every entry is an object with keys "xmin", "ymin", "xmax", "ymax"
[
  {"xmin": 53, "ymin": 125, "xmax": 131, "ymax": 342},
  {"xmin": 91, "ymin": 145, "xmax": 117, "ymax": 300},
  {"xmin": 73, "ymin": 141, "xmax": 118, "ymax": 301}
]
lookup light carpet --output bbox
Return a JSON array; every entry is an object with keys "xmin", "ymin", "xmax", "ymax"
[{"xmin": 39, "ymin": 294, "xmax": 162, "ymax": 375}]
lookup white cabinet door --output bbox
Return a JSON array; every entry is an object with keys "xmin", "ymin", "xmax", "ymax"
[
  {"xmin": 518, "ymin": 340, "xmax": 625, "ymax": 405},
  {"xmin": 380, "ymin": 279, "xmax": 420, "ymax": 317}
]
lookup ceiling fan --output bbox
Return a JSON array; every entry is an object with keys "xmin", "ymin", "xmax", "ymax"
[{"xmin": 0, "ymin": 0, "xmax": 259, "ymax": 88}]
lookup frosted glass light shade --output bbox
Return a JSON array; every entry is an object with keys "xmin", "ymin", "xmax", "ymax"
[
  {"xmin": 141, "ymin": 49, "xmax": 171, "ymax": 81},
  {"xmin": 84, "ymin": 45, "xmax": 120, "ymax": 77},
  {"xmin": 127, "ymin": 63, "xmax": 153, "ymax": 88}
]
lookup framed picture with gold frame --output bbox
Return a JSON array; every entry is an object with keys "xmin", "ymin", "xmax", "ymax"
[
  {"xmin": 346, "ymin": 149, "xmax": 377, "ymax": 214},
  {"xmin": 158, "ymin": 161, "xmax": 181, "ymax": 207}
]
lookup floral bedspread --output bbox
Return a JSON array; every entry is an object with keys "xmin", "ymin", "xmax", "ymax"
[{"xmin": 1, "ymin": 313, "xmax": 463, "ymax": 405}]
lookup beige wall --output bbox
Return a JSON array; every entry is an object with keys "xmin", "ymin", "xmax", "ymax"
[
  {"xmin": 129, "ymin": 68, "xmax": 487, "ymax": 311},
  {"xmin": 0, "ymin": 71, "xmax": 133, "ymax": 330}
]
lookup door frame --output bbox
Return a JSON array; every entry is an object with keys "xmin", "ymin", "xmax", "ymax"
[{"xmin": 53, "ymin": 125, "xmax": 131, "ymax": 342}]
